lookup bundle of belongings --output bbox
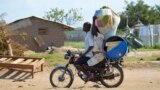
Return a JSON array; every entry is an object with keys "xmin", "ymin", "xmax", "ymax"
[
  {"xmin": 89, "ymin": 6, "xmax": 143, "ymax": 65},
  {"xmin": 94, "ymin": 6, "xmax": 120, "ymax": 38},
  {"xmin": 87, "ymin": 6, "xmax": 123, "ymax": 66}
]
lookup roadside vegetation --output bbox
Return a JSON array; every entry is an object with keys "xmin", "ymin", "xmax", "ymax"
[
  {"xmin": 64, "ymin": 41, "xmax": 84, "ymax": 49},
  {"xmin": 27, "ymin": 49, "xmax": 160, "ymax": 66},
  {"xmin": 123, "ymin": 54, "xmax": 160, "ymax": 68},
  {"xmin": 0, "ymin": 13, "xmax": 26, "ymax": 56},
  {"xmin": 124, "ymin": 54, "xmax": 160, "ymax": 62},
  {"xmin": 29, "ymin": 52, "xmax": 67, "ymax": 66}
]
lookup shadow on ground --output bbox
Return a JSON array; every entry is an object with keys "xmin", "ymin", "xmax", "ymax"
[{"xmin": 0, "ymin": 69, "xmax": 32, "ymax": 81}]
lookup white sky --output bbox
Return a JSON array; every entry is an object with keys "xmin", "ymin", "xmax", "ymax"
[{"xmin": 0, "ymin": 0, "xmax": 160, "ymax": 26}]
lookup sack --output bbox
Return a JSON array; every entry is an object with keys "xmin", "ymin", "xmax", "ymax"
[
  {"xmin": 126, "ymin": 33, "xmax": 144, "ymax": 49},
  {"xmin": 94, "ymin": 8, "xmax": 120, "ymax": 38},
  {"xmin": 87, "ymin": 53, "xmax": 104, "ymax": 66}
]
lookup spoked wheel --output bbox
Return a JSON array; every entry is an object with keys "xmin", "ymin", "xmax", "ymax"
[
  {"xmin": 100, "ymin": 65, "xmax": 124, "ymax": 88},
  {"xmin": 49, "ymin": 67, "xmax": 73, "ymax": 88}
]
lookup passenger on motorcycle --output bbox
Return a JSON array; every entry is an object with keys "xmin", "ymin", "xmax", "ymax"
[
  {"xmin": 75, "ymin": 20, "xmax": 105, "ymax": 81},
  {"xmin": 75, "ymin": 22, "xmax": 94, "ymax": 66},
  {"xmin": 87, "ymin": 16, "xmax": 105, "ymax": 66},
  {"xmin": 75, "ymin": 17, "xmax": 105, "ymax": 67}
]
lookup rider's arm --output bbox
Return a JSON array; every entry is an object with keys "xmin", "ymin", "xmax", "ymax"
[
  {"xmin": 91, "ymin": 16, "xmax": 98, "ymax": 36},
  {"xmin": 82, "ymin": 46, "xmax": 93, "ymax": 56},
  {"xmin": 82, "ymin": 32, "xmax": 94, "ymax": 57}
]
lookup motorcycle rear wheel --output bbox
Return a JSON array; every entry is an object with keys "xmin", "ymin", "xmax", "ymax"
[{"xmin": 100, "ymin": 65, "xmax": 124, "ymax": 88}]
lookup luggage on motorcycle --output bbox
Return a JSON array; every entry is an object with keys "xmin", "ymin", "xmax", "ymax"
[
  {"xmin": 94, "ymin": 6, "xmax": 120, "ymax": 38},
  {"xmin": 104, "ymin": 36, "xmax": 128, "ymax": 60},
  {"xmin": 126, "ymin": 33, "xmax": 144, "ymax": 49},
  {"xmin": 87, "ymin": 53, "xmax": 104, "ymax": 66}
]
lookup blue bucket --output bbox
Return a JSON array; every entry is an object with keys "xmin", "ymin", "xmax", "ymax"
[{"xmin": 104, "ymin": 36, "xmax": 128, "ymax": 60}]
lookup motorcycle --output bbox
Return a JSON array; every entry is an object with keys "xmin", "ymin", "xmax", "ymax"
[
  {"xmin": 49, "ymin": 50, "xmax": 124, "ymax": 88},
  {"xmin": 49, "ymin": 27, "xmax": 144, "ymax": 88}
]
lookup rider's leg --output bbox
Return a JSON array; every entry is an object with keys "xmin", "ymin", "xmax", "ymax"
[{"xmin": 75, "ymin": 56, "xmax": 90, "ymax": 71}]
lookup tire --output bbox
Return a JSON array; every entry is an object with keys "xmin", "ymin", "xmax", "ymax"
[
  {"xmin": 100, "ymin": 65, "xmax": 124, "ymax": 88},
  {"xmin": 49, "ymin": 67, "xmax": 74, "ymax": 88}
]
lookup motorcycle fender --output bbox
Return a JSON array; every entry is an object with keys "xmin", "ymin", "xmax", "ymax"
[
  {"xmin": 52, "ymin": 65, "xmax": 74, "ymax": 78},
  {"xmin": 118, "ymin": 64, "xmax": 123, "ymax": 68},
  {"xmin": 112, "ymin": 63, "xmax": 123, "ymax": 68}
]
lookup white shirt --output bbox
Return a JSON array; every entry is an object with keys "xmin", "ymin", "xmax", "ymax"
[
  {"xmin": 87, "ymin": 33, "xmax": 104, "ymax": 66},
  {"xmin": 84, "ymin": 31, "xmax": 94, "ymax": 58},
  {"xmin": 93, "ymin": 33, "xmax": 104, "ymax": 52}
]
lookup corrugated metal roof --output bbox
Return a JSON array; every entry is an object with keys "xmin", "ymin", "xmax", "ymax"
[{"xmin": 9, "ymin": 16, "xmax": 75, "ymax": 30}]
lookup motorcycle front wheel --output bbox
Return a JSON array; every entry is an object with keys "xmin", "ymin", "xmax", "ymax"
[
  {"xmin": 100, "ymin": 65, "xmax": 124, "ymax": 88},
  {"xmin": 49, "ymin": 67, "xmax": 73, "ymax": 88}
]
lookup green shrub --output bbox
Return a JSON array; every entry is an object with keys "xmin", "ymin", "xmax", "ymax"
[
  {"xmin": 0, "ymin": 22, "xmax": 26, "ymax": 56},
  {"xmin": 153, "ymin": 44, "xmax": 160, "ymax": 49}
]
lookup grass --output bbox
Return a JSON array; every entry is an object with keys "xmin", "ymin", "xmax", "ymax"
[
  {"xmin": 29, "ymin": 52, "xmax": 67, "ymax": 66},
  {"xmin": 135, "ymin": 48, "xmax": 160, "ymax": 51},
  {"xmin": 123, "ymin": 54, "xmax": 160, "ymax": 68},
  {"xmin": 122, "ymin": 53, "xmax": 160, "ymax": 68},
  {"xmin": 124, "ymin": 54, "xmax": 160, "ymax": 62},
  {"xmin": 27, "ymin": 50, "xmax": 160, "ymax": 67},
  {"xmin": 64, "ymin": 41, "xmax": 84, "ymax": 49},
  {"xmin": 135, "ymin": 44, "xmax": 160, "ymax": 51},
  {"xmin": 27, "ymin": 42, "xmax": 160, "ymax": 66}
]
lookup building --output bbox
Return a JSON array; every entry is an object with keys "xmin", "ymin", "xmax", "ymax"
[
  {"xmin": 133, "ymin": 19, "xmax": 144, "ymax": 36},
  {"xmin": 8, "ymin": 16, "xmax": 74, "ymax": 52}
]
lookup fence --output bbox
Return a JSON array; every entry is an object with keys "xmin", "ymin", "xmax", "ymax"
[
  {"xmin": 139, "ymin": 25, "xmax": 160, "ymax": 46},
  {"xmin": 64, "ymin": 30, "xmax": 85, "ymax": 49},
  {"xmin": 65, "ymin": 25, "xmax": 160, "ymax": 48},
  {"xmin": 65, "ymin": 30, "xmax": 85, "ymax": 41}
]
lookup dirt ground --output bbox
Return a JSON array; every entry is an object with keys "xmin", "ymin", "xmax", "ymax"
[{"xmin": 0, "ymin": 63, "xmax": 160, "ymax": 90}]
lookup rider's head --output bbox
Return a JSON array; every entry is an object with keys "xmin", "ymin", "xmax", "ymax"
[{"xmin": 83, "ymin": 22, "xmax": 91, "ymax": 32}]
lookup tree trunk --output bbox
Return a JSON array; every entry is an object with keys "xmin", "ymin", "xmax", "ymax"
[{"xmin": 7, "ymin": 40, "xmax": 13, "ymax": 56}]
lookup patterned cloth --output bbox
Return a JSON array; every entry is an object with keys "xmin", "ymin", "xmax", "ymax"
[{"xmin": 94, "ymin": 8, "xmax": 120, "ymax": 38}]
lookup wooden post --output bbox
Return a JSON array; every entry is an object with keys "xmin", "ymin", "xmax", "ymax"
[
  {"xmin": 32, "ymin": 67, "xmax": 34, "ymax": 78},
  {"xmin": 7, "ymin": 39, "xmax": 13, "ymax": 56},
  {"xmin": 41, "ymin": 64, "xmax": 43, "ymax": 71}
]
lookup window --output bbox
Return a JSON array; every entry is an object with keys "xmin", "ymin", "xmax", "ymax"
[{"xmin": 38, "ymin": 28, "xmax": 49, "ymax": 35}]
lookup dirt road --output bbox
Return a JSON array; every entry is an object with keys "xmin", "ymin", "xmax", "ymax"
[{"xmin": 0, "ymin": 64, "xmax": 160, "ymax": 90}]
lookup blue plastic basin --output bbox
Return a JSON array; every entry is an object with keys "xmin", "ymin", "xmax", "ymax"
[{"xmin": 104, "ymin": 36, "xmax": 128, "ymax": 60}]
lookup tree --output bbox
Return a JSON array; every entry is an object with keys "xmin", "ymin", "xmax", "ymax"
[
  {"xmin": 0, "ymin": 13, "xmax": 26, "ymax": 56},
  {"xmin": 44, "ymin": 8, "xmax": 65, "ymax": 23},
  {"xmin": 119, "ymin": 0, "xmax": 160, "ymax": 29},
  {"xmin": 65, "ymin": 8, "xmax": 83, "ymax": 25},
  {"xmin": 0, "ymin": 13, "xmax": 7, "ymax": 23},
  {"xmin": 155, "ymin": 5, "xmax": 160, "ymax": 13},
  {"xmin": 147, "ymin": 7, "xmax": 160, "ymax": 24},
  {"xmin": 44, "ymin": 8, "xmax": 83, "ymax": 25},
  {"xmin": 0, "ymin": 13, "xmax": 13, "ymax": 56}
]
